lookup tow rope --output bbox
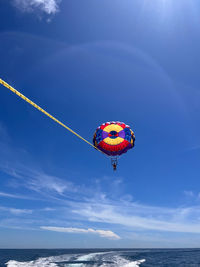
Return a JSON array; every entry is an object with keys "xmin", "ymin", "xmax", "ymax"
[{"xmin": 0, "ymin": 78, "xmax": 106, "ymax": 155}]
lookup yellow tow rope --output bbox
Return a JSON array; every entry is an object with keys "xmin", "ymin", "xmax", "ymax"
[{"xmin": 0, "ymin": 78, "xmax": 105, "ymax": 155}]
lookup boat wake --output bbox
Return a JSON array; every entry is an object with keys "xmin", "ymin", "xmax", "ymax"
[{"xmin": 6, "ymin": 251, "xmax": 146, "ymax": 267}]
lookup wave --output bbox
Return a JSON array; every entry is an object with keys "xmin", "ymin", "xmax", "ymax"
[
  {"xmin": 122, "ymin": 259, "xmax": 146, "ymax": 267},
  {"xmin": 6, "ymin": 251, "xmax": 146, "ymax": 267}
]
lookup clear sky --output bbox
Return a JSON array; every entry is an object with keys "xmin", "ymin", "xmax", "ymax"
[{"xmin": 0, "ymin": 0, "xmax": 200, "ymax": 248}]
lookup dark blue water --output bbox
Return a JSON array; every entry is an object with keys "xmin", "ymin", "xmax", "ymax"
[{"xmin": 0, "ymin": 248, "xmax": 200, "ymax": 266}]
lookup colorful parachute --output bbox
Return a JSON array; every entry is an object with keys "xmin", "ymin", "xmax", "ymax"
[{"xmin": 93, "ymin": 121, "xmax": 135, "ymax": 170}]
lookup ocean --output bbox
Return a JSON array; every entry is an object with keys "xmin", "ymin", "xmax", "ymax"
[{"xmin": 0, "ymin": 248, "xmax": 200, "ymax": 266}]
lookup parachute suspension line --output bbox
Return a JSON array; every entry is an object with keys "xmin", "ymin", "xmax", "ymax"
[{"xmin": 0, "ymin": 78, "xmax": 107, "ymax": 156}]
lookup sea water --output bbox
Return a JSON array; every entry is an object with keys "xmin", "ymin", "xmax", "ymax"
[{"xmin": 0, "ymin": 248, "xmax": 200, "ymax": 266}]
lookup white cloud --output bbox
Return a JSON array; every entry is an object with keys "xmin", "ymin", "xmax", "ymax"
[
  {"xmin": 0, "ymin": 191, "xmax": 32, "ymax": 200},
  {"xmin": 12, "ymin": 0, "xmax": 61, "ymax": 15},
  {"xmin": 184, "ymin": 190, "xmax": 195, "ymax": 197},
  {"xmin": 9, "ymin": 208, "xmax": 33, "ymax": 215},
  {"xmin": 183, "ymin": 190, "xmax": 200, "ymax": 201},
  {"xmin": 3, "ymin": 158, "xmax": 200, "ymax": 236},
  {"xmin": 0, "ymin": 206, "xmax": 32, "ymax": 215},
  {"xmin": 71, "ymin": 201, "xmax": 200, "ymax": 234},
  {"xmin": 95, "ymin": 229, "xmax": 120, "ymax": 240},
  {"xmin": 0, "ymin": 122, "xmax": 10, "ymax": 142},
  {"xmin": 1, "ymin": 164, "xmax": 77, "ymax": 196},
  {"xmin": 26, "ymin": 172, "xmax": 72, "ymax": 194},
  {"xmin": 42, "ymin": 207, "xmax": 55, "ymax": 211},
  {"xmin": 40, "ymin": 226, "xmax": 120, "ymax": 240}
]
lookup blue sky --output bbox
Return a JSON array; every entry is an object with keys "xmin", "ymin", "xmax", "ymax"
[{"xmin": 0, "ymin": 0, "xmax": 200, "ymax": 248}]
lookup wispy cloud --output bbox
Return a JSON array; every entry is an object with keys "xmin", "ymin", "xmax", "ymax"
[
  {"xmin": 184, "ymin": 190, "xmax": 195, "ymax": 198},
  {"xmin": 3, "ymin": 153, "xmax": 200, "ymax": 236},
  {"xmin": 0, "ymin": 122, "xmax": 10, "ymax": 142},
  {"xmin": 183, "ymin": 190, "xmax": 200, "ymax": 202},
  {"xmin": 40, "ymin": 226, "xmax": 120, "ymax": 240},
  {"xmin": 71, "ymin": 200, "xmax": 200, "ymax": 234},
  {"xmin": 0, "ymin": 206, "xmax": 32, "ymax": 215},
  {"xmin": 1, "ymin": 164, "xmax": 77, "ymax": 196},
  {"xmin": 9, "ymin": 208, "xmax": 32, "ymax": 215},
  {"xmin": 0, "ymin": 191, "xmax": 33, "ymax": 200},
  {"xmin": 12, "ymin": 0, "xmax": 61, "ymax": 15}
]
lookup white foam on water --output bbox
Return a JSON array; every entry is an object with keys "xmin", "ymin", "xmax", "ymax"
[
  {"xmin": 6, "ymin": 251, "xmax": 146, "ymax": 267},
  {"xmin": 6, "ymin": 252, "xmax": 109, "ymax": 267},
  {"xmin": 6, "ymin": 253, "xmax": 74, "ymax": 267},
  {"xmin": 122, "ymin": 259, "xmax": 146, "ymax": 267},
  {"xmin": 66, "ymin": 252, "xmax": 109, "ymax": 267},
  {"xmin": 6, "ymin": 259, "xmax": 58, "ymax": 267},
  {"xmin": 100, "ymin": 254, "xmax": 146, "ymax": 267}
]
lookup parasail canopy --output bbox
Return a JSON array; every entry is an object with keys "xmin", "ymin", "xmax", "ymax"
[{"xmin": 93, "ymin": 121, "xmax": 135, "ymax": 156}]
